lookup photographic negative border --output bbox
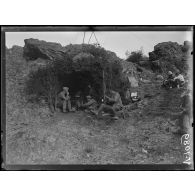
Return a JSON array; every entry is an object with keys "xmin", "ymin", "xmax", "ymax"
[{"xmin": 1, "ymin": 25, "xmax": 194, "ymax": 170}]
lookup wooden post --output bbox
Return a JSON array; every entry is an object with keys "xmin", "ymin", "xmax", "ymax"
[
  {"xmin": 102, "ymin": 69, "xmax": 106, "ymax": 102},
  {"xmin": 83, "ymin": 32, "xmax": 85, "ymax": 44}
]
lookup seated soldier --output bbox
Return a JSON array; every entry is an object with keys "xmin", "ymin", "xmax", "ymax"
[
  {"xmin": 166, "ymin": 71, "xmax": 175, "ymax": 88},
  {"xmin": 167, "ymin": 71, "xmax": 174, "ymax": 80},
  {"xmin": 81, "ymin": 95, "xmax": 98, "ymax": 114},
  {"xmin": 97, "ymin": 89, "xmax": 123, "ymax": 120},
  {"xmin": 173, "ymin": 72, "xmax": 185, "ymax": 88},
  {"xmin": 75, "ymin": 91, "xmax": 83, "ymax": 110},
  {"xmin": 58, "ymin": 87, "xmax": 72, "ymax": 113},
  {"xmin": 84, "ymin": 85, "xmax": 93, "ymax": 100}
]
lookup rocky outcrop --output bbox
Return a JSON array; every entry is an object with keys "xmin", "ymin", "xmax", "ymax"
[
  {"xmin": 149, "ymin": 42, "xmax": 183, "ymax": 61},
  {"xmin": 149, "ymin": 41, "xmax": 192, "ymax": 74},
  {"xmin": 23, "ymin": 38, "xmax": 67, "ymax": 60}
]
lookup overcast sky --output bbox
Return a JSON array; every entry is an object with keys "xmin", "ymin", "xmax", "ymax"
[{"xmin": 6, "ymin": 31, "xmax": 193, "ymax": 59}]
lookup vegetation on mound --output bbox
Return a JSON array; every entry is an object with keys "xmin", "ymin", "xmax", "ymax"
[
  {"xmin": 6, "ymin": 46, "xmax": 51, "ymax": 134},
  {"xmin": 126, "ymin": 49, "xmax": 148, "ymax": 63},
  {"xmin": 24, "ymin": 40, "xmax": 131, "ymax": 111},
  {"xmin": 126, "ymin": 41, "xmax": 192, "ymax": 77}
]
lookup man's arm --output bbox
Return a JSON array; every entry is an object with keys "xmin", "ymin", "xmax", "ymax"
[
  {"xmin": 60, "ymin": 92, "xmax": 70, "ymax": 100},
  {"xmin": 59, "ymin": 92, "xmax": 66, "ymax": 100},
  {"xmin": 105, "ymin": 95, "xmax": 116, "ymax": 103},
  {"xmin": 82, "ymin": 99, "xmax": 95, "ymax": 107},
  {"xmin": 64, "ymin": 95, "xmax": 70, "ymax": 101}
]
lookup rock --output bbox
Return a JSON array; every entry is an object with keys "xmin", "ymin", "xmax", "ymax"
[
  {"xmin": 23, "ymin": 38, "xmax": 66, "ymax": 60},
  {"xmin": 156, "ymin": 75, "xmax": 164, "ymax": 80},
  {"xmin": 150, "ymin": 42, "xmax": 183, "ymax": 60},
  {"xmin": 142, "ymin": 148, "xmax": 148, "ymax": 154},
  {"xmin": 136, "ymin": 153, "xmax": 147, "ymax": 159},
  {"xmin": 182, "ymin": 41, "xmax": 193, "ymax": 52},
  {"xmin": 149, "ymin": 41, "xmax": 191, "ymax": 74},
  {"xmin": 47, "ymin": 136, "xmax": 56, "ymax": 144},
  {"xmin": 140, "ymin": 78, "xmax": 151, "ymax": 83}
]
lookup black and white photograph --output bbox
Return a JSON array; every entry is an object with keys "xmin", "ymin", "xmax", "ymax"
[{"xmin": 1, "ymin": 26, "xmax": 194, "ymax": 170}]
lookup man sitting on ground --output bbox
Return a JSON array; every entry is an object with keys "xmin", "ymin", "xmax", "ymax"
[
  {"xmin": 74, "ymin": 91, "xmax": 83, "ymax": 110},
  {"xmin": 173, "ymin": 72, "xmax": 185, "ymax": 88},
  {"xmin": 58, "ymin": 87, "xmax": 72, "ymax": 113},
  {"xmin": 163, "ymin": 71, "xmax": 175, "ymax": 89},
  {"xmin": 81, "ymin": 95, "xmax": 98, "ymax": 114},
  {"xmin": 167, "ymin": 71, "xmax": 175, "ymax": 88},
  {"xmin": 97, "ymin": 89, "xmax": 123, "ymax": 120}
]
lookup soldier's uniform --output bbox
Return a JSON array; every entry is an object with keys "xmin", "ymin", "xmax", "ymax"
[
  {"xmin": 97, "ymin": 90, "xmax": 123, "ymax": 119},
  {"xmin": 58, "ymin": 87, "xmax": 72, "ymax": 112}
]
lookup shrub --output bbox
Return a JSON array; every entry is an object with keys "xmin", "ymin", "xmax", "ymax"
[
  {"xmin": 126, "ymin": 50, "xmax": 144, "ymax": 63},
  {"xmin": 26, "ymin": 62, "xmax": 60, "ymax": 112},
  {"xmin": 24, "ymin": 43, "xmax": 126, "ymax": 105}
]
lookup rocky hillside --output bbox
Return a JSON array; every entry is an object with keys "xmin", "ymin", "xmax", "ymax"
[
  {"xmin": 6, "ymin": 45, "xmax": 51, "ymax": 134},
  {"xmin": 9, "ymin": 39, "xmax": 192, "ymax": 112},
  {"xmin": 5, "ymin": 39, "xmax": 192, "ymax": 166},
  {"xmin": 23, "ymin": 38, "xmax": 65, "ymax": 60}
]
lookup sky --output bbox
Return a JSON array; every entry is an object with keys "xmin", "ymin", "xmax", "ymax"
[{"xmin": 6, "ymin": 31, "xmax": 193, "ymax": 59}]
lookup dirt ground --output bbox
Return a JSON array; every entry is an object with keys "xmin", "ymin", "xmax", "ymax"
[{"xmin": 6, "ymin": 85, "xmax": 185, "ymax": 165}]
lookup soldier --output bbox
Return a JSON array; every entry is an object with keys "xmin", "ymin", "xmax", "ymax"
[
  {"xmin": 58, "ymin": 87, "xmax": 72, "ymax": 113},
  {"xmin": 74, "ymin": 91, "xmax": 83, "ymax": 110},
  {"xmin": 97, "ymin": 89, "xmax": 123, "ymax": 119},
  {"xmin": 163, "ymin": 71, "xmax": 175, "ymax": 89},
  {"xmin": 81, "ymin": 95, "xmax": 98, "ymax": 114},
  {"xmin": 167, "ymin": 71, "xmax": 175, "ymax": 88},
  {"xmin": 174, "ymin": 72, "xmax": 185, "ymax": 88}
]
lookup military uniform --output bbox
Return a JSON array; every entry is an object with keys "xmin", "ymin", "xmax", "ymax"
[
  {"xmin": 97, "ymin": 90, "xmax": 123, "ymax": 118},
  {"xmin": 58, "ymin": 88, "xmax": 72, "ymax": 112}
]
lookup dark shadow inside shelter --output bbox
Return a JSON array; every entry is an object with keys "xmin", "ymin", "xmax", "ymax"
[{"xmin": 58, "ymin": 70, "xmax": 103, "ymax": 104}]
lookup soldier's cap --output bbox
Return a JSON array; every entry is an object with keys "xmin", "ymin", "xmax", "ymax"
[
  {"xmin": 86, "ymin": 95, "xmax": 92, "ymax": 99},
  {"xmin": 63, "ymin": 87, "xmax": 69, "ymax": 90}
]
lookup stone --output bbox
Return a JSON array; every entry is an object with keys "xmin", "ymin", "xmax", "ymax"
[
  {"xmin": 156, "ymin": 75, "xmax": 164, "ymax": 80},
  {"xmin": 48, "ymin": 136, "xmax": 56, "ymax": 144}
]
